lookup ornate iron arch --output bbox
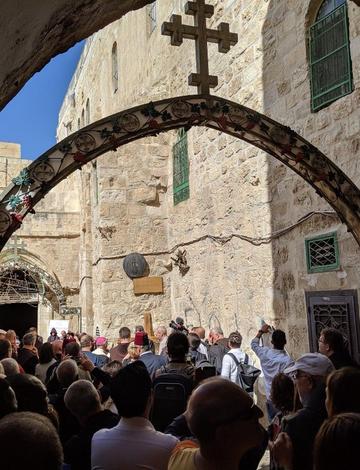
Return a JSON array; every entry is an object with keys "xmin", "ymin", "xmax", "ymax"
[
  {"xmin": 0, "ymin": 94, "xmax": 360, "ymax": 247},
  {"xmin": 0, "ymin": 258, "xmax": 66, "ymax": 307}
]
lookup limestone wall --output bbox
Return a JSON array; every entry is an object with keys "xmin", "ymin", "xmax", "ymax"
[{"xmin": 58, "ymin": 0, "xmax": 360, "ymax": 355}]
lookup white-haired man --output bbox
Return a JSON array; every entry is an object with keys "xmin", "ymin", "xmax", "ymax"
[
  {"xmin": 64, "ymin": 380, "xmax": 118, "ymax": 470},
  {"xmin": 272, "ymin": 353, "xmax": 334, "ymax": 470},
  {"xmin": 155, "ymin": 326, "xmax": 168, "ymax": 355}
]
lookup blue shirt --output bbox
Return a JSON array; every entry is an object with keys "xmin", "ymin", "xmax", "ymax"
[{"xmin": 251, "ymin": 337, "xmax": 292, "ymax": 399}]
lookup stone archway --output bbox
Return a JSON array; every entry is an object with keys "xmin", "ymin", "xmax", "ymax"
[
  {"xmin": 0, "ymin": 94, "xmax": 359, "ymax": 249},
  {"xmin": 0, "ymin": 257, "xmax": 67, "ymax": 337}
]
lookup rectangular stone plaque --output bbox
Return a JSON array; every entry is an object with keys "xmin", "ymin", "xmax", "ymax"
[{"xmin": 133, "ymin": 276, "xmax": 163, "ymax": 295}]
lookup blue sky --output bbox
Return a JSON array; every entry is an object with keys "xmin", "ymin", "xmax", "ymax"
[{"xmin": 0, "ymin": 41, "xmax": 84, "ymax": 160}]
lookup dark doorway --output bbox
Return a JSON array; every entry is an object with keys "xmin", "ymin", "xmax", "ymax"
[
  {"xmin": 306, "ymin": 290, "xmax": 360, "ymax": 363},
  {"xmin": 0, "ymin": 303, "xmax": 38, "ymax": 339}
]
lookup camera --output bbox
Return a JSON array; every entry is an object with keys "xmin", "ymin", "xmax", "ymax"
[{"xmin": 169, "ymin": 317, "xmax": 189, "ymax": 334}]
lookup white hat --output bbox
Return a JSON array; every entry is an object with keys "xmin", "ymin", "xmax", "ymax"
[{"xmin": 284, "ymin": 352, "xmax": 334, "ymax": 377}]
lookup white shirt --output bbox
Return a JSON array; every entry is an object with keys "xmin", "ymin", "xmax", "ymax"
[
  {"xmin": 198, "ymin": 342, "xmax": 209, "ymax": 360},
  {"xmin": 221, "ymin": 348, "xmax": 249, "ymax": 384},
  {"xmin": 251, "ymin": 337, "xmax": 292, "ymax": 398},
  {"xmin": 158, "ymin": 336, "xmax": 168, "ymax": 355},
  {"xmin": 91, "ymin": 416, "xmax": 178, "ymax": 470}
]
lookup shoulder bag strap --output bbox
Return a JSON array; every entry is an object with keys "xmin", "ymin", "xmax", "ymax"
[
  {"xmin": 226, "ymin": 352, "xmax": 246, "ymax": 388},
  {"xmin": 227, "ymin": 352, "xmax": 240, "ymax": 365}
]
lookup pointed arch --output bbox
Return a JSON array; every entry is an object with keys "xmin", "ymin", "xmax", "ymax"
[{"xmin": 0, "ymin": 94, "xmax": 360, "ymax": 249}]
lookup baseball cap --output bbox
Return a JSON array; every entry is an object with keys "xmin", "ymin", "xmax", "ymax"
[
  {"xmin": 95, "ymin": 336, "xmax": 108, "ymax": 347},
  {"xmin": 284, "ymin": 352, "xmax": 334, "ymax": 377}
]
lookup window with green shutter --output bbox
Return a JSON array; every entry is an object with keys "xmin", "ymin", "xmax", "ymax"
[
  {"xmin": 305, "ymin": 232, "xmax": 340, "ymax": 273},
  {"xmin": 173, "ymin": 128, "xmax": 189, "ymax": 205},
  {"xmin": 309, "ymin": 0, "xmax": 353, "ymax": 112}
]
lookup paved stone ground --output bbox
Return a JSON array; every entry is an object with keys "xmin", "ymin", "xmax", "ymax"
[{"xmin": 258, "ymin": 450, "xmax": 270, "ymax": 469}]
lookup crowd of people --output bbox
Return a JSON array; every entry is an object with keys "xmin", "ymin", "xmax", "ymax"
[{"xmin": 0, "ymin": 320, "xmax": 359, "ymax": 470}]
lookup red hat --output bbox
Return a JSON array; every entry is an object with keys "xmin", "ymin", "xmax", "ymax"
[{"xmin": 134, "ymin": 331, "xmax": 149, "ymax": 347}]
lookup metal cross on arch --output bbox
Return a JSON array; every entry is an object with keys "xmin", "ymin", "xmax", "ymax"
[{"xmin": 162, "ymin": 0, "xmax": 238, "ymax": 94}]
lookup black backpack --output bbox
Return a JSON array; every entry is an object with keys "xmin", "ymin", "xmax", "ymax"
[
  {"xmin": 151, "ymin": 373, "xmax": 192, "ymax": 431},
  {"xmin": 227, "ymin": 352, "xmax": 261, "ymax": 394}
]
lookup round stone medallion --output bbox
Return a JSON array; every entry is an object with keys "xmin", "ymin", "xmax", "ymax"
[
  {"xmin": 120, "ymin": 114, "xmax": 140, "ymax": 132},
  {"xmin": 0, "ymin": 209, "xmax": 11, "ymax": 233},
  {"xmin": 31, "ymin": 161, "xmax": 55, "ymax": 183},
  {"xmin": 171, "ymin": 101, "xmax": 191, "ymax": 119},
  {"xmin": 74, "ymin": 133, "xmax": 96, "ymax": 153},
  {"xmin": 123, "ymin": 253, "xmax": 149, "ymax": 279}
]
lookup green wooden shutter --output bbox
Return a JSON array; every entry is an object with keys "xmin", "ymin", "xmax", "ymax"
[
  {"xmin": 173, "ymin": 129, "xmax": 189, "ymax": 205},
  {"xmin": 309, "ymin": 3, "xmax": 353, "ymax": 112}
]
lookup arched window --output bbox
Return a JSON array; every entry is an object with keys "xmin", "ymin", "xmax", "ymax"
[
  {"xmin": 81, "ymin": 108, "xmax": 85, "ymax": 127},
  {"xmin": 309, "ymin": 0, "xmax": 353, "ymax": 111},
  {"xmin": 85, "ymin": 99, "xmax": 90, "ymax": 125},
  {"xmin": 111, "ymin": 42, "xmax": 118, "ymax": 93}
]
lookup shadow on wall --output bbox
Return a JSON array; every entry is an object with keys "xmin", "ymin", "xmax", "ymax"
[{"xmin": 262, "ymin": 0, "xmax": 358, "ymax": 357}]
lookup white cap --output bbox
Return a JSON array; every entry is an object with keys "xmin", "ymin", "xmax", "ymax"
[{"xmin": 284, "ymin": 352, "xmax": 334, "ymax": 377}]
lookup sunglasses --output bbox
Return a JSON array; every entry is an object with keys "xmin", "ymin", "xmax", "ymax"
[{"xmin": 290, "ymin": 370, "xmax": 310, "ymax": 380}]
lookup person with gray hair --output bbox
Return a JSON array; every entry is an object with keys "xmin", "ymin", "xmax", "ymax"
[
  {"xmin": 221, "ymin": 331, "xmax": 251, "ymax": 384},
  {"xmin": 64, "ymin": 380, "xmax": 118, "ymax": 470},
  {"xmin": 271, "ymin": 353, "xmax": 334, "ymax": 470},
  {"xmin": 0, "ymin": 412, "xmax": 63, "ymax": 470},
  {"xmin": 17, "ymin": 332, "xmax": 39, "ymax": 375},
  {"xmin": 0, "ymin": 377, "xmax": 17, "ymax": 418},
  {"xmin": 208, "ymin": 326, "xmax": 229, "ymax": 373},
  {"xmin": 155, "ymin": 325, "xmax": 168, "ymax": 355},
  {"xmin": 56, "ymin": 359, "xmax": 78, "ymax": 387},
  {"xmin": 1, "ymin": 357, "xmax": 20, "ymax": 377},
  {"xmin": 50, "ymin": 359, "xmax": 81, "ymax": 444}
]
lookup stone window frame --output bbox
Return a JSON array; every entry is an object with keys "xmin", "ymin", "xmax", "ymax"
[
  {"xmin": 305, "ymin": 231, "xmax": 340, "ymax": 273},
  {"xmin": 308, "ymin": 0, "xmax": 353, "ymax": 112}
]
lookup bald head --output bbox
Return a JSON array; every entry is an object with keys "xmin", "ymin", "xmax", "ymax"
[
  {"xmin": 187, "ymin": 377, "xmax": 263, "ymax": 459},
  {"xmin": 65, "ymin": 380, "xmax": 101, "ymax": 423},
  {"xmin": 0, "ymin": 412, "xmax": 63, "ymax": 469},
  {"xmin": 56, "ymin": 360, "xmax": 78, "ymax": 388},
  {"xmin": 1, "ymin": 358, "xmax": 20, "ymax": 377},
  {"xmin": 52, "ymin": 340, "xmax": 63, "ymax": 357},
  {"xmin": 192, "ymin": 326, "xmax": 205, "ymax": 340}
]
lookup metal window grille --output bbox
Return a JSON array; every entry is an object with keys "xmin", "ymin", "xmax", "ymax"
[
  {"xmin": 309, "ymin": 2, "xmax": 353, "ymax": 112},
  {"xmin": 148, "ymin": 2, "xmax": 157, "ymax": 34},
  {"xmin": 173, "ymin": 129, "xmax": 189, "ymax": 205},
  {"xmin": 305, "ymin": 232, "xmax": 339, "ymax": 273}
]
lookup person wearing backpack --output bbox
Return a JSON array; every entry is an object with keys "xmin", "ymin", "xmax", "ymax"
[{"xmin": 221, "ymin": 331, "xmax": 251, "ymax": 384}]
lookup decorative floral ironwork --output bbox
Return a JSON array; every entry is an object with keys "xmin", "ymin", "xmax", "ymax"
[
  {"xmin": 12, "ymin": 169, "xmax": 33, "ymax": 187},
  {"xmin": 0, "ymin": 94, "xmax": 359, "ymax": 249},
  {"xmin": 8, "ymin": 194, "xmax": 22, "ymax": 210}
]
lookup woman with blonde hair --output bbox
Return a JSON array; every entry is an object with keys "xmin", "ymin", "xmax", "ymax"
[{"xmin": 122, "ymin": 341, "xmax": 141, "ymax": 367}]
